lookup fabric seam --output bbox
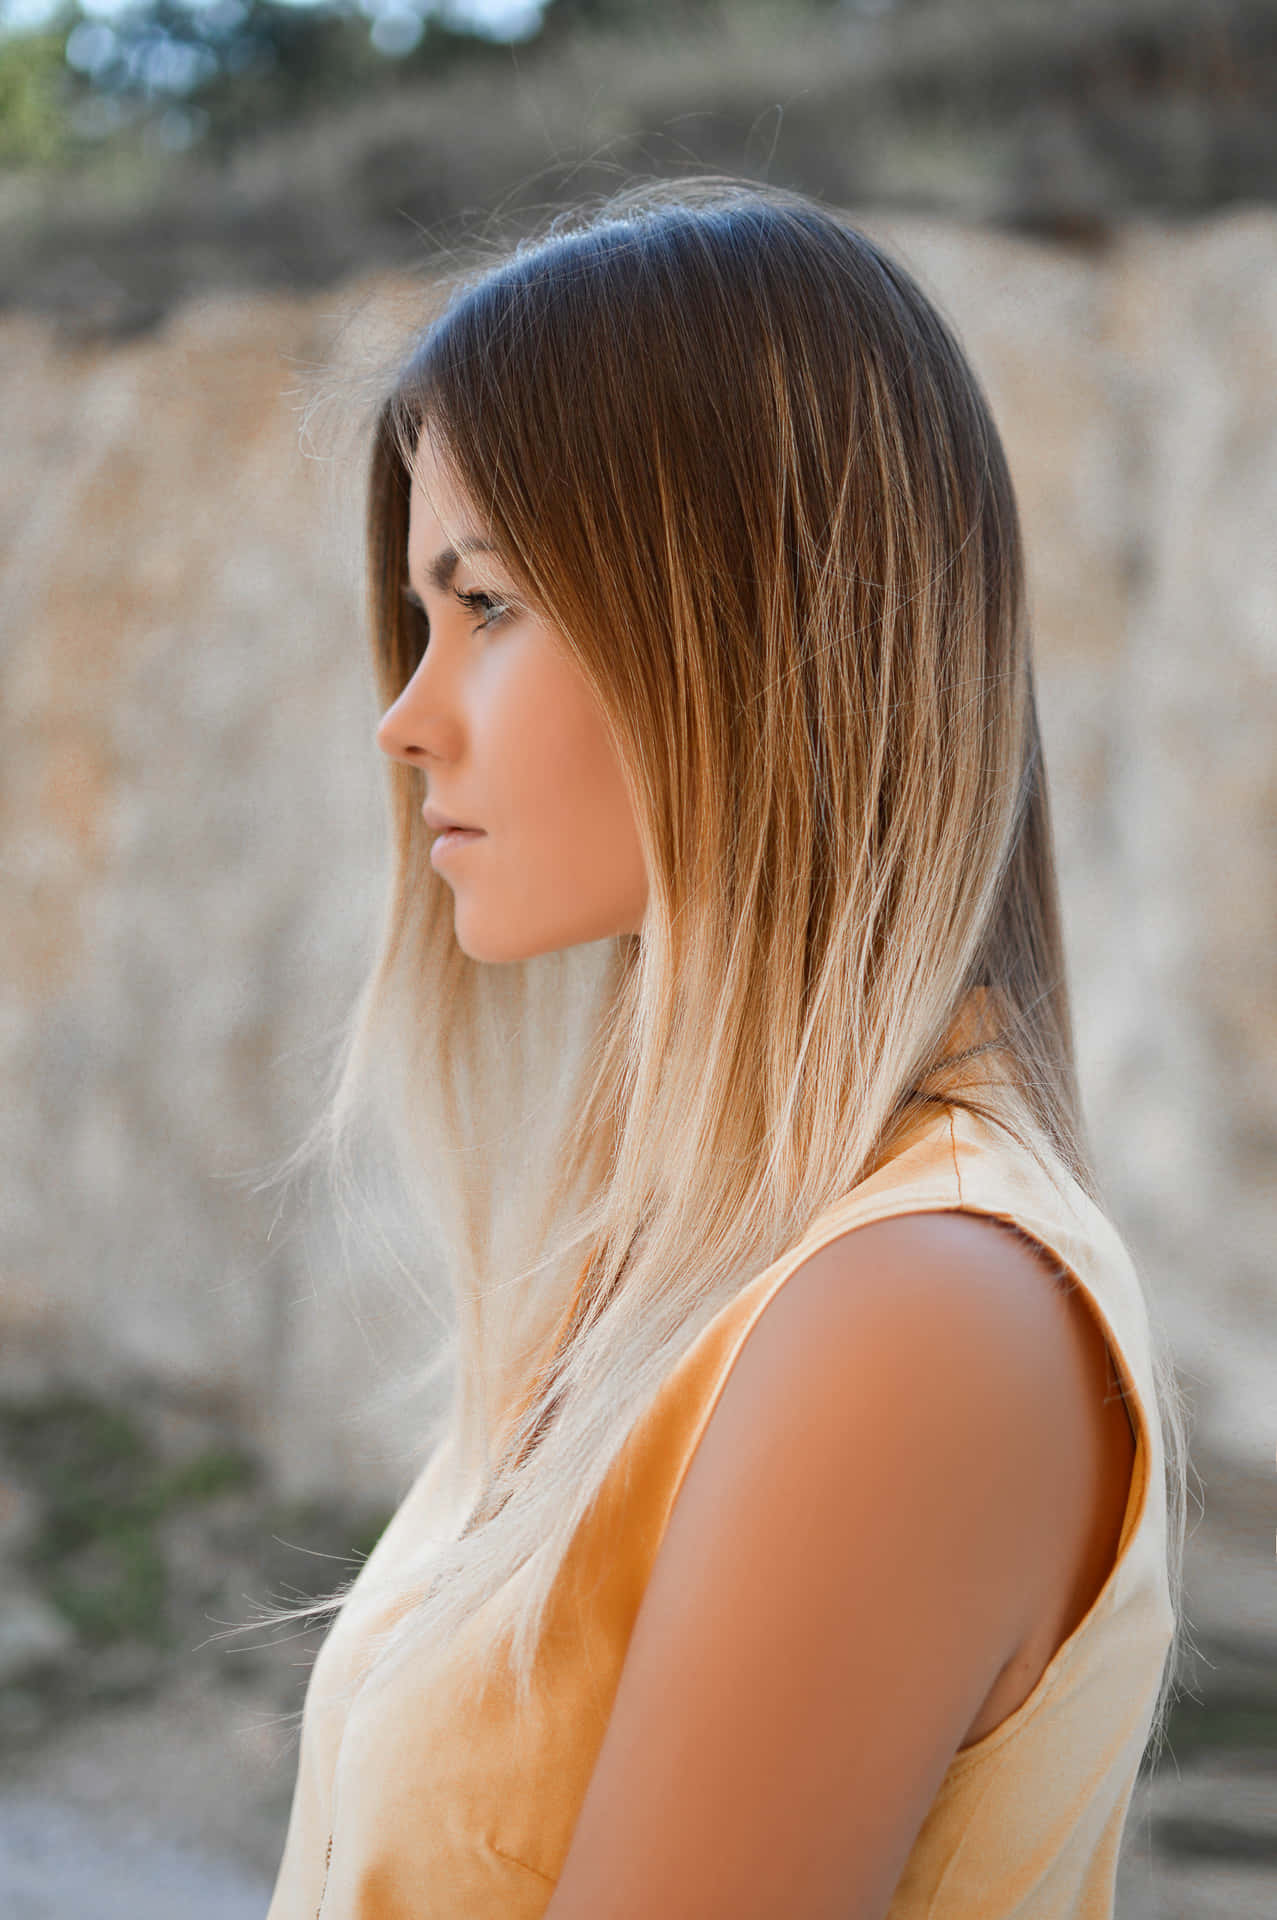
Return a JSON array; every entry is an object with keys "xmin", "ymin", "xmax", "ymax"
[
  {"xmin": 948, "ymin": 1106, "xmax": 964, "ymax": 1204},
  {"xmin": 485, "ymin": 1838, "xmax": 559, "ymax": 1888}
]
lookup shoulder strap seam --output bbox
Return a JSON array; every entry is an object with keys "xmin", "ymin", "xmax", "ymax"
[{"xmin": 948, "ymin": 1105, "xmax": 964, "ymax": 1205}]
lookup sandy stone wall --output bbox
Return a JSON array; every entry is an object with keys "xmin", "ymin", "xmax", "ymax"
[{"xmin": 3, "ymin": 210, "xmax": 1273, "ymax": 1502}]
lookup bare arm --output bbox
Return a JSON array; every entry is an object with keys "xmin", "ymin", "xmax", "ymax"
[{"xmin": 544, "ymin": 1209, "xmax": 1104, "ymax": 1920}]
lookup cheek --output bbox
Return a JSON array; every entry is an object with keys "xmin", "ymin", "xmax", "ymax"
[
  {"xmin": 547, "ymin": 687, "xmax": 635, "ymax": 844},
  {"xmin": 488, "ymin": 651, "xmax": 645, "ymax": 903},
  {"xmin": 489, "ymin": 647, "xmax": 608, "ymax": 811}
]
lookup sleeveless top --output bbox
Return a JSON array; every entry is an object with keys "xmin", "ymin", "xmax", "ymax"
[{"xmin": 266, "ymin": 1017, "xmax": 1175, "ymax": 1920}]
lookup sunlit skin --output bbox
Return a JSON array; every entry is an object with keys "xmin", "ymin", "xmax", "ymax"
[{"xmin": 375, "ymin": 430, "xmax": 649, "ymax": 964}]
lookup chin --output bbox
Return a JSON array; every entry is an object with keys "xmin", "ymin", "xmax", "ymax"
[
  {"xmin": 453, "ymin": 911, "xmax": 620, "ymax": 966},
  {"xmin": 453, "ymin": 927, "xmax": 515, "ymax": 965},
  {"xmin": 453, "ymin": 916, "xmax": 551, "ymax": 966}
]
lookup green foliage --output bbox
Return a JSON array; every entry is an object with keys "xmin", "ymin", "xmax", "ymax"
[
  {"xmin": 184, "ymin": 3, "xmax": 516, "ymax": 161},
  {"xmin": 0, "ymin": 28, "xmax": 71, "ymax": 166},
  {"xmin": 0, "ymin": 0, "xmax": 851, "ymax": 172},
  {"xmin": 0, "ymin": 1390, "xmax": 261, "ymax": 1649},
  {"xmin": 0, "ymin": 0, "xmax": 555, "ymax": 170}
]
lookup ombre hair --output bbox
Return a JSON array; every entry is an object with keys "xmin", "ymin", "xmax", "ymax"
[{"xmin": 261, "ymin": 176, "xmax": 1188, "ymax": 1759}]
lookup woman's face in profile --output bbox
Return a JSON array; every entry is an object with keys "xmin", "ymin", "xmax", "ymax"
[{"xmin": 376, "ymin": 428, "xmax": 649, "ymax": 964}]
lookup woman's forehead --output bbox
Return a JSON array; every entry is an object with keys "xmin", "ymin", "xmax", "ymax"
[{"xmin": 409, "ymin": 434, "xmax": 478, "ymax": 540}]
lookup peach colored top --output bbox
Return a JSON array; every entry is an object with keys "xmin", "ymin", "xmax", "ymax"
[{"xmin": 267, "ymin": 1085, "xmax": 1175, "ymax": 1919}]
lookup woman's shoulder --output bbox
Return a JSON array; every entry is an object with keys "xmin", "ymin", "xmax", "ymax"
[
  {"xmin": 608, "ymin": 1098, "xmax": 1170, "ymax": 1753},
  {"xmin": 652, "ymin": 1096, "xmax": 1111, "ymax": 1428},
  {"xmin": 540, "ymin": 1186, "xmax": 1135, "ymax": 1914},
  {"xmin": 664, "ymin": 1195, "xmax": 1115, "ymax": 1655},
  {"xmin": 710, "ymin": 1096, "xmax": 1159, "ymax": 1457}
]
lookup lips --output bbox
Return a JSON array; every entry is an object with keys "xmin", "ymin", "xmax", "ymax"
[{"xmin": 422, "ymin": 804, "xmax": 483, "ymax": 834}]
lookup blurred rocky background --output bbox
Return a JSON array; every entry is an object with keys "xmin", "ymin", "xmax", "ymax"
[{"xmin": 1, "ymin": 1, "xmax": 1275, "ymax": 1914}]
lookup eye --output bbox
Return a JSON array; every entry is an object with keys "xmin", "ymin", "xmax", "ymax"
[{"xmin": 453, "ymin": 587, "xmax": 512, "ymax": 631}]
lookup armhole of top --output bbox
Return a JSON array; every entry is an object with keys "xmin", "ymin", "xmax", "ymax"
[
  {"xmin": 659, "ymin": 1189, "xmax": 1156, "ymax": 1779},
  {"xmin": 982, "ymin": 1216, "xmax": 1141, "ymax": 1456},
  {"xmin": 642, "ymin": 1163, "xmax": 1159, "ymax": 1781},
  {"xmin": 937, "ymin": 1205, "xmax": 1154, "ymax": 1776}
]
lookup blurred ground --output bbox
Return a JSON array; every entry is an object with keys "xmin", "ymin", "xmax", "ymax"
[{"xmin": 0, "ymin": 1382, "xmax": 390, "ymax": 1913}]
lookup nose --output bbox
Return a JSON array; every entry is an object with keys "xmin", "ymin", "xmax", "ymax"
[
  {"xmin": 376, "ymin": 655, "xmax": 454, "ymax": 766},
  {"xmin": 376, "ymin": 692, "xmax": 429, "ymax": 765}
]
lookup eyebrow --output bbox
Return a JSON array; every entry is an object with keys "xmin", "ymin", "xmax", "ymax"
[{"xmin": 403, "ymin": 538, "xmax": 499, "ymax": 610}]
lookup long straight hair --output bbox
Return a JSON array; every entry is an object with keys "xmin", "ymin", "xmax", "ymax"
[{"xmin": 263, "ymin": 177, "xmax": 1188, "ymax": 1760}]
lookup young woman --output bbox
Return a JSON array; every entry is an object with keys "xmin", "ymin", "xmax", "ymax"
[{"xmin": 264, "ymin": 177, "xmax": 1186, "ymax": 1919}]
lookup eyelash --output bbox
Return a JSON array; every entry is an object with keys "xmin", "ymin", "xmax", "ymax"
[{"xmin": 452, "ymin": 587, "xmax": 511, "ymax": 631}]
